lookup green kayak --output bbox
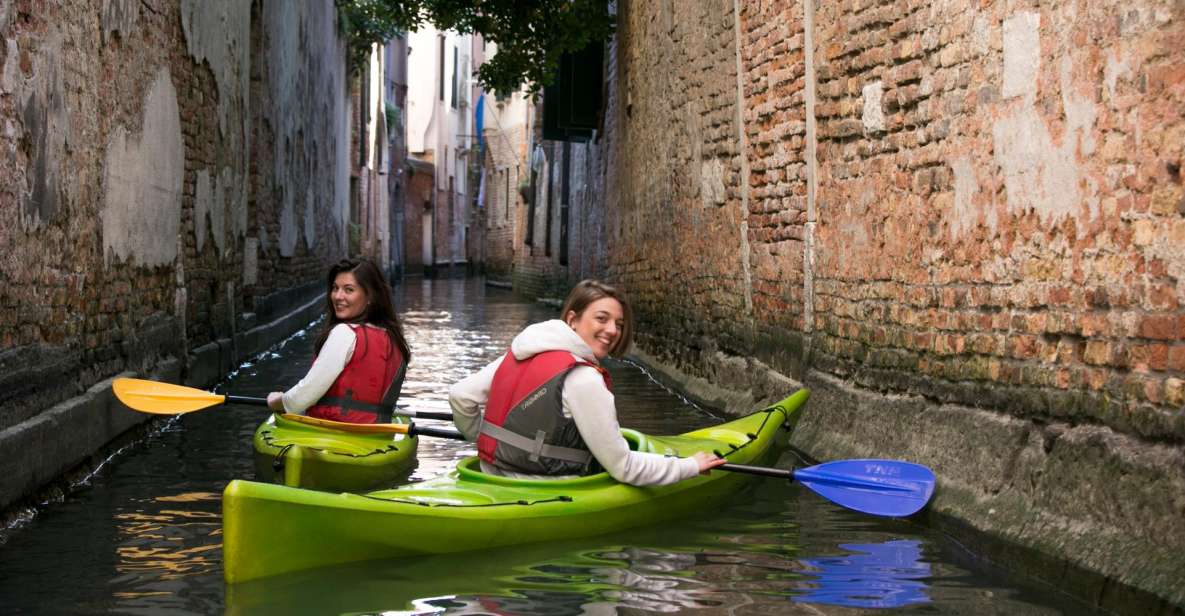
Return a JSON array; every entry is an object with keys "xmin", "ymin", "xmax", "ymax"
[
  {"xmin": 224, "ymin": 389, "xmax": 808, "ymax": 584},
  {"xmin": 252, "ymin": 412, "xmax": 418, "ymax": 492}
]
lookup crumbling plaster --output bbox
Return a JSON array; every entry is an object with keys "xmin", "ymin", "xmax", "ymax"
[
  {"xmin": 9, "ymin": 29, "xmax": 72, "ymax": 228},
  {"xmin": 992, "ymin": 12, "xmax": 1099, "ymax": 236},
  {"xmin": 180, "ymin": 0, "xmax": 249, "ymax": 143},
  {"xmin": 100, "ymin": 0, "xmax": 139, "ymax": 44},
  {"xmin": 100, "ymin": 68, "xmax": 183, "ymax": 266},
  {"xmin": 181, "ymin": 0, "xmax": 250, "ymax": 256},
  {"xmin": 264, "ymin": 2, "xmax": 349, "ymax": 258}
]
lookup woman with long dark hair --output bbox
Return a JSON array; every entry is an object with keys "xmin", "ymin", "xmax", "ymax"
[{"xmin": 266, "ymin": 258, "xmax": 411, "ymax": 423}]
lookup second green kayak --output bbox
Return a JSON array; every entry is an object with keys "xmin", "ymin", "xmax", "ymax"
[
  {"xmin": 252, "ymin": 412, "xmax": 418, "ymax": 492},
  {"xmin": 225, "ymin": 389, "xmax": 808, "ymax": 583}
]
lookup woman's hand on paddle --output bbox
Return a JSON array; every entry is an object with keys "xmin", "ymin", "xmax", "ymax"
[
  {"xmin": 692, "ymin": 451, "xmax": 727, "ymax": 475},
  {"xmin": 266, "ymin": 392, "xmax": 284, "ymax": 411}
]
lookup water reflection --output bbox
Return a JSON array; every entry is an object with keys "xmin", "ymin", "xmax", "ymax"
[
  {"xmin": 224, "ymin": 485, "xmax": 1010, "ymax": 616},
  {"xmin": 0, "ymin": 279, "xmax": 1104, "ymax": 615},
  {"xmin": 790, "ymin": 540, "xmax": 931, "ymax": 609}
]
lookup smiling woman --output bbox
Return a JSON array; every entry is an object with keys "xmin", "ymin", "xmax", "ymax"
[
  {"xmin": 265, "ymin": 258, "xmax": 411, "ymax": 424},
  {"xmin": 448, "ymin": 280, "xmax": 726, "ymax": 486},
  {"xmin": 561, "ymin": 281, "xmax": 633, "ymax": 359}
]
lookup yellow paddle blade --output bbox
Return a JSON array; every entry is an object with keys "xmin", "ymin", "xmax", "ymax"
[
  {"xmin": 281, "ymin": 413, "xmax": 412, "ymax": 435},
  {"xmin": 112, "ymin": 378, "xmax": 227, "ymax": 415}
]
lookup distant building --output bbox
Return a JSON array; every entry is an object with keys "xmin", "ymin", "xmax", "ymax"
[
  {"xmin": 383, "ymin": 35, "xmax": 409, "ymax": 278},
  {"xmin": 405, "ymin": 27, "xmax": 480, "ymax": 276},
  {"xmin": 476, "ymin": 45, "xmax": 533, "ymax": 285},
  {"xmin": 349, "ymin": 38, "xmax": 400, "ymax": 276}
]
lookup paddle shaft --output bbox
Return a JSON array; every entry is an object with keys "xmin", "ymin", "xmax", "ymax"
[
  {"xmin": 719, "ymin": 462, "xmax": 791, "ymax": 478},
  {"xmin": 408, "ymin": 423, "xmax": 467, "ymax": 441},
  {"xmin": 226, "ymin": 395, "xmax": 268, "ymax": 406},
  {"xmin": 220, "ymin": 393, "xmax": 454, "ymax": 421}
]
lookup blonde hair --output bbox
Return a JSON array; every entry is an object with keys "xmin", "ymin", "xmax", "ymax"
[{"xmin": 560, "ymin": 279, "xmax": 634, "ymax": 358}]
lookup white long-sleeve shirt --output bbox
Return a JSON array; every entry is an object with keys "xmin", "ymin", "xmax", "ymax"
[
  {"xmin": 280, "ymin": 323, "xmax": 361, "ymax": 413},
  {"xmin": 449, "ymin": 319, "xmax": 700, "ymax": 487}
]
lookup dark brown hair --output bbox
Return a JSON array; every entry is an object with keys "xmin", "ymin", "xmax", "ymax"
[
  {"xmin": 560, "ymin": 279, "xmax": 634, "ymax": 358},
  {"xmin": 314, "ymin": 258, "xmax": 410, "ymax": 364}
]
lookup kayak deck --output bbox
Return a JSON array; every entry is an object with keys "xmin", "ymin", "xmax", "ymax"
[
  {"xmin": 224, "ymin": 389, "xmax": 808, "ymax": 583},
  {"xmin": 252, "ymin": 412, "xmax": 418, "ymax": 492}
]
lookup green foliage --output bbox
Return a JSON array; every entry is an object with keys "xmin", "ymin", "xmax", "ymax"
[
  {"xmin": 337, "ymin": 0, "xmax": 416, "ymax": 70},
  {"xmin": 348, "ymin": 221, "xmax": 362, "ymax": 256},
  {"xmin": 336, "ymin": 0, "xmax": 614, "ymax": 95},
  {"xmin": 384, "ymin": 101, "xmax": 399, "ymax": 136}
]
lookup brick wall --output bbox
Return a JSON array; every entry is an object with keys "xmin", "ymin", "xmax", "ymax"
[
  {"xmin": 481, "ymin": 117, "xmax": 528, "ymax": 281},
  {"xmin": 504, "ymin": 99, "xmax": 610, "ymax": 299},
  {"xmin": 595, "ymin": 0, "xmax": 1185, "ymax": 465},
  {"xmin": 577, "ymin": 0, "xmax": 1185, "ymax": 607},
  {"xmin": 596, "ymin": 0, "xmax": 768, "ymax": 374},
  {"xmin": 0, "ymin": 0, "xmax": 349, "ymax": 488},
  {"xmin": 403, "ymin": 161, "xmax": 434, "ymax": 273}
]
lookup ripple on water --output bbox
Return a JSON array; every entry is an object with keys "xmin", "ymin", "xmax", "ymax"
[{"xmin": 0, "ymin": 279, "xmax": 1106, "ymax": 616}]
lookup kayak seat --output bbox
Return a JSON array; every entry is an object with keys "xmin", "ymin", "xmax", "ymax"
[{"xmin": 454, "ymin": 429, "xmax": 655, "ymax": 487}]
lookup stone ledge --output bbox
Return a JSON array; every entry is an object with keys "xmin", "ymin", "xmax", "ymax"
[
  {"xmin": 0, "ymin": 359, "xmax": 179, "ymax": 512},
  {"xmin": 185, "ymin": 293, "xmax": 322, "ymax": 388},
  {"xmin": 794, "ymin": 369, "xmax": 1185, "ymax": 611},
  {"xmin": 0, "ymin": 288, "xmax": 324, "ymax": 516},
  {"xmin": 627, "ymin": 348, "xmax": 803, "ymax": 415},
  {"xmin": 631, "ymin": 346, "xmax": 1185, "ymax": 611}
]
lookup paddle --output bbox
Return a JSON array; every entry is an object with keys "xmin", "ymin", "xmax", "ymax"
[
  {"xmin": 282, "ymin": 413, "xmax": 468, "ymax": 440},
  {"xmin": 277, "ymin": 414, "xmax": 935, "ymax": 518},
  {"xmin": 112, "ymin": 378, "xmax": 455, "ymax": 421},
  {"xmin": 719, "ymin": 460, "xmax": 935, "ymax": 518}
]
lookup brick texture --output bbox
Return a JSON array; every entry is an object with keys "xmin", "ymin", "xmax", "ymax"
[
  {"xmin": 0, "ymin": 1, "xmax": 349, "ymax": 428},
  {"xmin": 533, "ymin": 0, "xmax": 1185, "ymax": 605},
  {"xmin": 557, "ymin": 0, "xmax": 1185, "ymax": 445}
]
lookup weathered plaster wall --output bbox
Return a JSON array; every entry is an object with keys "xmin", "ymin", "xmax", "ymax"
[
  {"xmin": 481, "ymin": 106, "xmax": 527, "ymax": 281},
  {"xmin": 584, "ymin": 0, "xmax": 1185, "ymax": 609},
  {"xmin": 0, "ymin": 0, "xmax": 350, "ymax": 513},
  {"xmin": 101, "ymin": 68, "xmax": 184, "ymax": 266},
  {"xmin": 252, "ymin": 0, "xmax": 349, "ymax": 296}
]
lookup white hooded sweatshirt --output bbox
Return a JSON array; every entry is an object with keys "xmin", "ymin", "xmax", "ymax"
[{"xmin": 449, "ymin": 319, "xmax": 700, "ymax": 486}]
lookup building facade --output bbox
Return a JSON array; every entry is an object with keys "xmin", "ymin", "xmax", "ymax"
[{"xmin": 404, "ymin": 27, "xmax": 480, "ymax": 276}]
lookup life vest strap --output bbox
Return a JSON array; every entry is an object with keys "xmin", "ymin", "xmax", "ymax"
[{"xmin": 479, "ymin": 421, "xmax": 592, "ymax": 465}]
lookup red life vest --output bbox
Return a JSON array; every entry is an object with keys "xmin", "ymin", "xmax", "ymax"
[
  {"xmin": 478, "ymin": 350, "xmax": 612, "ymax": 475},
  {"xmin": 307, "ymin": 324, "xmax": 406, "ymax": 424}
]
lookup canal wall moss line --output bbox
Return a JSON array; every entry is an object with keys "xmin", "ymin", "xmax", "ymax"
[
  {"xmin": 0, "ymin": 362, "xmax": 176, "ymax": 518},
  {"xmin": 0, "ymin": 290, "xmax": 324, "ymax": 514},
  {"xmin": 634, "ymin": 345, "xmax": 1184, "ymax": 612},
  {"xmin": 184, "ymin": 293, "xmax": 323, "ymax": 390},
  {"xmin": 628, "ymin": 348, "xmax": 804, "ymax": 416},
  {"xmin": 794, "ymin": 370, "xmax": 1185, "ymax": 611}
]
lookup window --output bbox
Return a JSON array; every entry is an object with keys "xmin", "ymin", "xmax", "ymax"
[
  {"xmin": 437, "ymin": 36, "xmax": 444, "ymax": 101},
  {"xmin": 544, "ymin": 145, "xmax": 554, "ymax": 257},
  {"xmin": 525, "ymin": 165, "xmax": 536, "ymax": 247},
  {"xmin": 560, "ymin": 142, "xmax": 571, "ymax": 266},
  {"xmin": 451, "ymin": 47, "xmax": 458, "ymax": 109}
]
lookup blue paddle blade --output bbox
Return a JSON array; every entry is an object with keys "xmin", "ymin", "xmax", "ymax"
[{"xmin": 793, "ymin": 459, "xmax": 936, "ymax": 518}]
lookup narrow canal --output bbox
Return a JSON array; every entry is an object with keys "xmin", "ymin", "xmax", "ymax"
[{"xmin": 0, "ymin": 279, "xmax": 1101, "ymax": 615}]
